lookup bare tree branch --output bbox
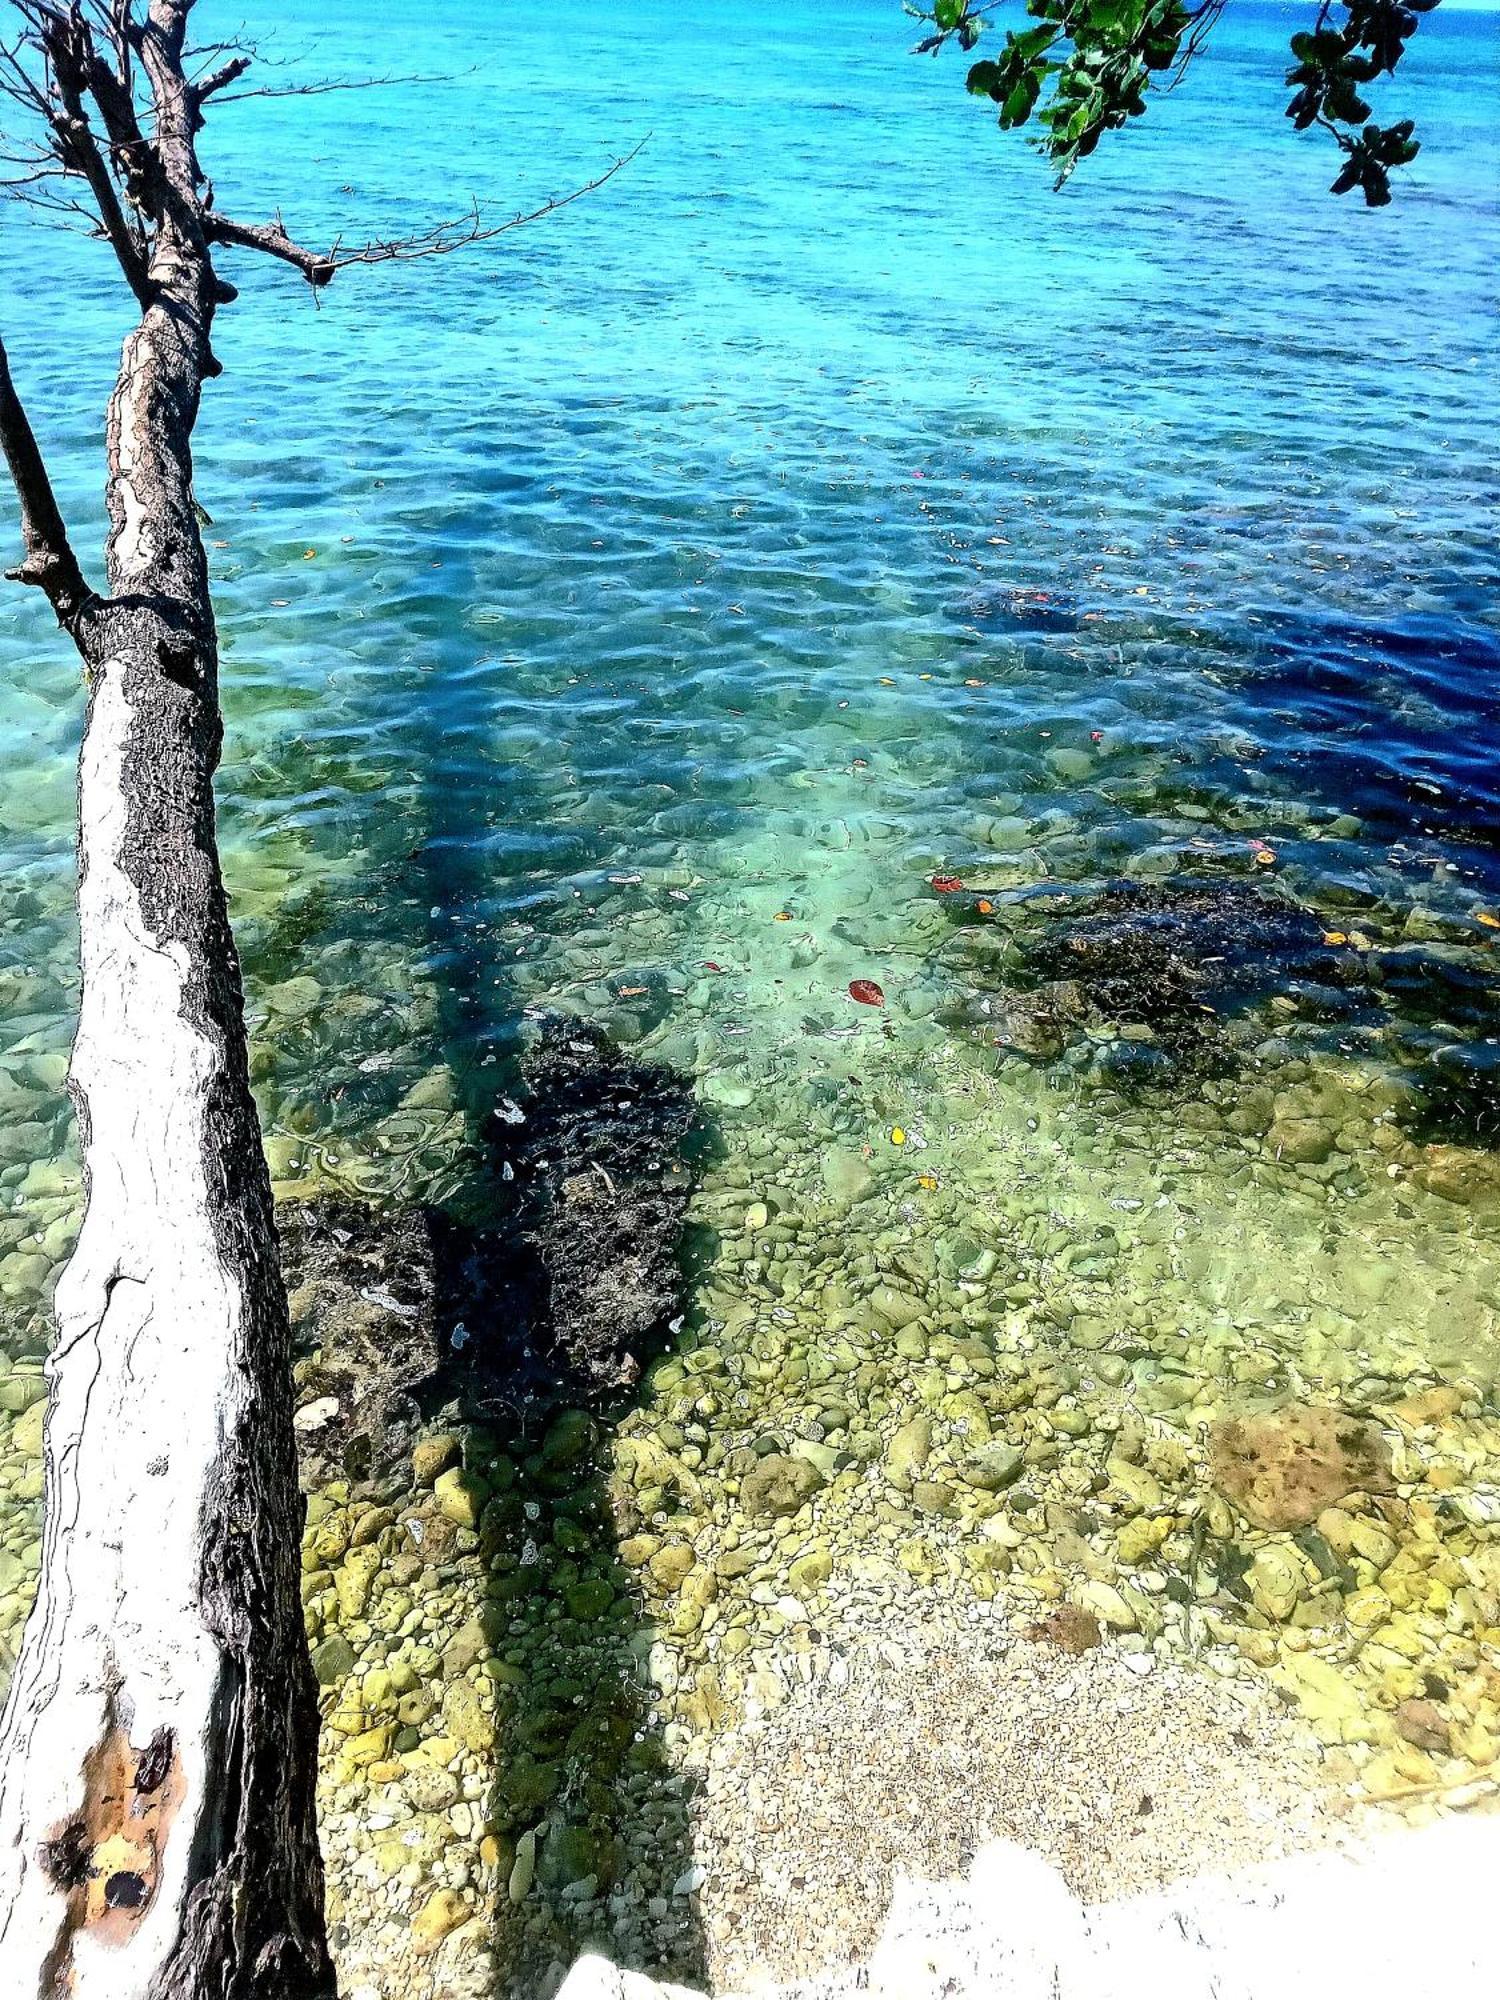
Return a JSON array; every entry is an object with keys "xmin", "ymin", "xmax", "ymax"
[
  {"xmin": 49, "ymin": 41, "xmax": 153, "ymax": 299},
  {"xmin": 0, "ymin": 332, "xmax": 94, "ymax": 632},
  {"xmin": 190, "ymin": 50, "xmax": 249, "ymax": 103},
  {"xmin": 211, "ymin": 67, "xmax": 464, "ymax": 106},
  {"xmin": 205, "ymin": 134, "xmax": 649, "ymax": 288}
]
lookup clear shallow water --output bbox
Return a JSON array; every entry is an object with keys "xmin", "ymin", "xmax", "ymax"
[{"xmin": 2, "ymin": 0, "xmax": 1500, "ymax": 1986}]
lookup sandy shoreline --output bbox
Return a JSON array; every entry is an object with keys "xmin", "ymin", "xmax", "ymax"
[{"xmin": 665, "ymin": 1608, "xmax": 1348, "ymax": 1993}]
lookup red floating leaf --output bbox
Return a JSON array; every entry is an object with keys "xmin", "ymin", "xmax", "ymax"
[
  {"xmin": 848, "ymin": 979, "xmax": 885, "ymax": 1007},
  {"xmin": 930, "ymin": 874, "xmax": 963, "ymax": 894}
]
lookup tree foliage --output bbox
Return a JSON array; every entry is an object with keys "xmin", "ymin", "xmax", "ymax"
[{"xmin": 908, "ymin": 0, "xmax": 1440, "ymax": 205}]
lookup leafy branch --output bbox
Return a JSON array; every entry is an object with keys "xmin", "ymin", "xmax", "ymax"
[{"xmin": 907, "ymin": 0, "xmax": 1440, "ymax": 205}]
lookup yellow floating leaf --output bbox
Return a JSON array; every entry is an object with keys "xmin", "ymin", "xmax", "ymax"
[
  {"xmin": 773, "ymin": 911, "xmax": 792, "ymax": 921},
  {"xmin": 890, "ymin": 1126, "xmax": 906, "ymax": 1146},
  {"xmin": 1478, "ymin": 912, "xmax": 1500, "ymax": 930},
  {"xmin": 916, "ymin": 1173, "xmax": 938, "ymax": 1190},
  {"xmin": 1323, "ymin": 932, "xmax": 1348, "ymax": 946}
]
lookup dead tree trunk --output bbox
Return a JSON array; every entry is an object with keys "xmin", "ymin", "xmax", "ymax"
[
  {"xmin": 0, "ymin": 396, "xmax": 333, "ymax": 1988},
  {"xmin": 0, "ymin": 6, "xmax": 332, "ymax": 1993},
  {"xmin": 0, "ymin": 4, "xmax": 635, "ymax": 1989}
]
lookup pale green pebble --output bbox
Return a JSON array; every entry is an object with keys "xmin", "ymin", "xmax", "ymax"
[
  {"xmin": 869, "ymin": 1283, "xmax": 926, "ymax": 1329},
  {"xmin": 1047, "ymin": 747, "xmax": 1096, "ymax": 783},
  {"xmin": 411, "ymin": 1433, "xmax": 463, "ymax": 1487},
  {"xmin": 263, "ymin": 1136, "xmax": 307, "ymax": 1180},
  {"xmin": 958, "ymin": 1444, "xmax": 1024, "ymax": 1492},
  {"xmin": 0, "ymin": 1373, "xmax": 45, "ymax": 1415},
  {"xmin": 885, "ymin": 1414, "xmax": 933, "ymax": 1489},
  {"xmin": 704, "ymin": 1076, "xmax": 753, "ymax": 1109},
  {"xmin": 1105, "ymin": 1459, "xmax": 1164, "ymax": 1512},
  {"xmin": 1074, "ymin": 1580, "xmax": 1136, "ymax": 1631},
  {"xmin": 362, "ymin": 1666, "xmax": 400, "ymax": 1712},
  {"xmin": 788, "ymin": 1547, "xmax": 833, "ymax": 1595},
  {"xmin": 0, "ymin": 1254, "xmax": 49, "ymax": 1302},
  {"xmin": 334, "ymin": 1546, "xmax": 383, "ymax": 1621},
  {"xmin": 443, "ymin": 1680, "xmax": 495, "ymax": 1753},
  {"xmin": 942, "ymin": 1390, "xmax": 992, "ymax": 1444},
  {"xmin": 311, "ymin": 1515, "xmax": 351, "ymax": 1567},
  {"xmin": 789, "ymin": 1438, "xmax": 840, "ymax": 1478},
  {"xmin": 1048, "ymin": 1406, "xmax": 1092, "ymax": 1439},
  {"xmin": 508, "ymin": 1828, "xmax": 537, "ymax": 1904},
  {"xmin": 670, "ymin": 1569, "xmax": 718, "ymax": 1636},
  {"xmin": 11, "ymin": 1403, "xmax": 43, "ymax": 1457},
  {"xmin": 263, "ymin": 975, "xmax": 323, "ymax": 1021},
  {"xmin": 401, "ymin": 1068, "xmax": 456, "ymax": 1112},
  {"xmin": 648, "ymin": 1544, "xmax": 696, "ymax": 1591},
  {"xmin": 1248, "ymin": 1546, "xmax": 1305, "ymax": 1623},
  {"xmin": 311, "ymin": 1635, "xmax": 357, "ymax": 1686},
  {"xmin": 432, "ymin": 1467, "xmax": 488, "ymax": 1529}
]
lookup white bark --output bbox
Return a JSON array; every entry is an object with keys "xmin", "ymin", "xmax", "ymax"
[
  {"xmin": 0, "ymin": 654, "xmax": 250, "ymax": 1988},
  {"xmin": 0, "ymin": 207, "xmax": 331, "ymax": 2000}
]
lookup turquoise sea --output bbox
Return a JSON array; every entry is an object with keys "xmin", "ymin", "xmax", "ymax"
[{"xmin": 2, "ymin": 3, "xmax": 1500, "ymax": 1990}]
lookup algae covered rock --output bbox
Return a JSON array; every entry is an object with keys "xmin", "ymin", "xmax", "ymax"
[
  {"xmin": 959, "ymin": 1443, "xmax": 1024, "ymax": 1492},
  {"xmin": 479, "ymin": 1016, "xmax": 696, "ymax": 1404},
  {"xmin": 741, "ymin": 1452, "xmax": 823, "ymax": 1519},
  {"xmin": 1210, "ymin": 1402, "xmax": 1394, "ymax": 1530},
  {"xmin": 310, "ymin": 1634, "xmax": 357, "ymax": 1686}
]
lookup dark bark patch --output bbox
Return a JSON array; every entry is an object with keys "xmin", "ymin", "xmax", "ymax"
[
  {"xmin": 133, "ymin": 1726, "xmax": 174, "ymax": 1796},
  {"xmin": 38, "ymin": 1818, "xmax": 91, "ymax": 1891},
  {"xmin": 104, "ymin": 1870, "xmax": 149, "ymax": 1909}
]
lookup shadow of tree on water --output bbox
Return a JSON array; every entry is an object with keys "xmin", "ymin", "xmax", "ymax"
[{"xmin": 286, "ymin": 1015, "xmax": 710, "ymax": 1999}]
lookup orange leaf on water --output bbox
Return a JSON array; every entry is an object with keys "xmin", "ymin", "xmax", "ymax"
[
  {"xmin": 930, "ymin": 875, "xmax": 963, "ymax": 894},
  {"xmin": 848, "ymin": 979, "xmax": 885, "ymax": 1007}
]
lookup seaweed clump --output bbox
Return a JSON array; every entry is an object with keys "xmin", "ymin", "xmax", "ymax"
[
  {"xmin": 281, "ymin": 1016, "xmax": 698, "ymax": 1476},
  {"xmin": 472, "ymin": 1014, "xmax": 697, "ymax": 1407},
  {"xmin": 1026, "ymin": 880, "xmax": 1346, "ymax": 1062},
  {"xmin": 280, "ymin": 1200, "xmax": 445, "ymax": 1482}
]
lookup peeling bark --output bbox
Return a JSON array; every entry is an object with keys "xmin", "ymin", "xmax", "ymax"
[
  {"xmin": 0, "ymin": 290, "xmax": 335, "ymax": 1996},
  {"xmin": 0, "ymin": 9, "xmax": 332, "ymax": 1993}
]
